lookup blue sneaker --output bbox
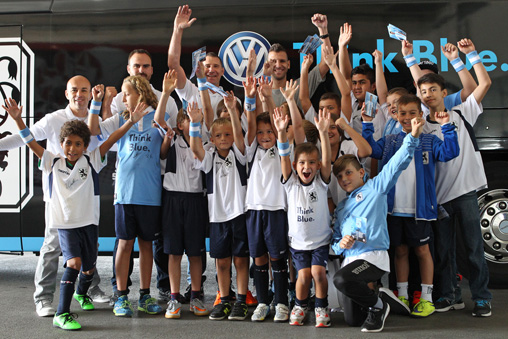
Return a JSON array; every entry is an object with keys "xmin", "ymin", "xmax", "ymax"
[
  {"xmin": 113, "ymin": 295, "xmax": 133, "ymax": 317},
  {"xmin": 472, "ymin": 300, "xmax": 491, "ymax": 317},
  {"xmin": 138, "ymin": 294, "xmax": 163, "ymax": 315}
]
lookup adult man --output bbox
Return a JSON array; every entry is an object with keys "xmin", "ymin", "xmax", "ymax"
[{"xmin": 0, "ymin": 75, "xmax": 109, "ymax": 317}]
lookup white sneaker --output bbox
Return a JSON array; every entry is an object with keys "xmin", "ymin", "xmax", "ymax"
[
  {"xmin": 88, "ymin": 286, "xmax": 111, "ymax": 303},
  {"xmin": 251, "ymin": 303, "xmax": 270, "ymax": 322},
  {"xmin": 35, "ymin": 300, "xmax": 55, "ymax": 317},
  {"xmin": 315, "ymin": 307, "xmax": 331, "ymax": 327},
  {"xmin": 190, "ymin": 298, "xmax": 209, "ymax": 316},
  {"xmin": 165, "ymin": 299, "xmax": 182, "ymax": 319},
  {"xmin": 289, "ymin": 305, "xmax": 307, "ymax": 326},
  {"xmin": 274, "ymin": 303, "xmax": 289, "ymax": 322}
]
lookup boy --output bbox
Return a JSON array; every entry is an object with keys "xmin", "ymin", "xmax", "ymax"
[
  {"xmin": 2, "ymin": 89, "xmax": 148, "ymax": 330},
  {"xmin": 274, "ymin": 108, "xmax": 333, "ymax": 327},
  {"xmin": 419, "ymin": 39, "xmax": 493, "ymax": 317},
  {"xmin": 362, "ymin": 94, "xmax": 459, "ymax": 317},
  {"xmin": 332, "ymin": 116, "xmax": 424, "ymax": 333},
  {"xmin": 189, "ymin": 92, "xmax": 250, "ymax": 321}
]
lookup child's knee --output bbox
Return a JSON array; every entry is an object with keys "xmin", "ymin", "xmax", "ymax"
[
  {"xmin": 395, "ymin": 244, "xmax": 409, "ymax": 258},
  {"xmin": 312, "ymin": 266, "xmax": 327, "ymax": 284},
  {"xmin": 216, "ymin": 258, "xmax": 231, "ymax": 271},
  {"xmin": 414, "ymin": 244, "xmax": 431, "ymax": 258},
  {"xmin": 66, "ymin": 257, "xmax": 81, "ymax": 270}
]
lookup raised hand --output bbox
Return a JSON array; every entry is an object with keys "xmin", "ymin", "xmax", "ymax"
[
  {"xmin": 92, "ymin": 84, "xmax": 104, "ymax": 102},
  {"xmin": 187, "ymin": 101, "xmax": 203, "ymax": 123},
  {"xmin": 174, "ymin": 5, "xmax": 197, "ymax": 31},
  {"xmin": 104, "ymin": 86, "xmax": 117, "ymax": 106},
  {"xmin": 360, "ymin": 102, "xmax": 373, "ymax": 122},
  {"xmin": 163, "ymin": 70, "xmax": 178, "ymax": 94},
  {"xmin": 411, "ymin": 116, "xmax": 425, "ymax": 138},
  {"xmin": 246, "ymin": 49, "xmax": 257, "ymax": 77},
  {"xmin": 311, "ymin": 13, "xmax": 328, "ymax": 30},
  {"xmin": 224, "ymin": 91, "xmax": 237, "ymax": 111},
  {"xmin": 335, "ymin": 117, "xmax": 348, "ymax": 131},
  {"xmin": 322, "ymin": 45, "xmax": 337, "ymax": 68},
  {"xmin": 457, "ymin": 38, "xmax": 476, "ymax": 54},
  {"xmin": 435, "ymin": 111, "xmax": 450, "ymax": 125},
  {"xmin": 315, "ymin": 109, "xmax": 331, "ymax": 133},
  {"xmin": 441, "ymin": 43, "xmax": 459, "ymax": 61},
  {"xmin": 129, "ymin": 102, "xmax": 149, "ymax": 124},
  {"xmin": 280, "ymin": 79, "xmax": 299, "ymax": 102},
  {"xmin": 196, "ymin": 60, "xmax": 205, "ymax": 79},
  {"xmin": 302, "ymin": 53, "xmax": 314, "ymax": 71},
  {"xmin": 242, "ymin": 76, "xmax": 256, "ymax": 98},
  {"xmin": 263, "ymin": 60, "xmax": 273, "ymax": 77},
  {"xmin": 401, "ymin": 40, "xmax": 413, "ymax": 57},
  {"xmin": 338, "ymin": 23, "xmax": 352, "ymax": 48},
  {"xmin": 372, "ymin": 49, "xmax": 382, "ymax": 65},
  {"xmin": 273, "ymin": 106, "xmax": 289, "ymax": 133},
  {"xmin": 2, "ymin": 98, "xmax": 23, "ymax": 121}
]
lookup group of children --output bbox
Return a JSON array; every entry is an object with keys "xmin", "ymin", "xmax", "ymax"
[{"xmin": 3, "ymin": 6, "xmax": 493, "ymax": 334}]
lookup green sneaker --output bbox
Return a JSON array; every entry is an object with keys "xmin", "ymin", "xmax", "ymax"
[
  {"xmin": 398, "ymin": 296, "xmax": 410, "ymax": 309},
  {"xmin": 73, "ymin": 293, "xmax": 95, "ymax": 311},
  {"xmin": 53, "ymin": 313, "xmax": 81, "ymax": 330},
  {"xmin": 114, "ymin": 295, "xmax": 133, "ymax": 317},
  {"xmin": 411, "ymin": 298, "xmax": 435, "ymax": 318}
]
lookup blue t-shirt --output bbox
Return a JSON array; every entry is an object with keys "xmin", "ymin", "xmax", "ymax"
[{"xmin": 444, "ymin": 91, "xmax": 462, "ymax": 110}]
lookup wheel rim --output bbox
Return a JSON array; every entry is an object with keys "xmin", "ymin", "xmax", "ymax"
[{"xmin": 478, "ymin": 189, "xmax": 508, "ymax": 264}]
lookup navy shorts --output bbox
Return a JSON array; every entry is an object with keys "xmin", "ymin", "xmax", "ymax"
[
  {"xmin": 209, "ymin": 214, "xmax": 249, "ymax": 259},
  {"xmin": 246, "ymin": 209, "xmax": 288, "ymax": 259},
  {"xmin": 387, "ymin": 215, "xmax": 433, "ymax": 247},
  {"xmin": 162, "ymin": 190, "xmax": 207, "ymax": 256},
  {"xmin": 58, "ymin": 225, "xmax": 98, "ymax": 272},
  {"xmin": 290, "ymin": 244, "xmax": 329, "ymax": 271},
  {"xmin": 115, "ymin": 204, "xmax": 161, "ymax": 241}
]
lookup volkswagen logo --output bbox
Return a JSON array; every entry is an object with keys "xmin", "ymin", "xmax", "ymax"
[{"xmin": 219, "ymin": 31, "xmax": 271, "ymax": 87}]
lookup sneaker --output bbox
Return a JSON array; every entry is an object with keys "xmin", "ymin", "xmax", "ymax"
[
  {"xmin": 361, "ymin": 301, "xmax": 390, "ymax": 333},
  {"xmin": 209, "ymin": 302, "xmax": 232, "ymax": 320},
  {"xmin": 379, "ymin": 287, "xmax": 410, "ymax": 315},
  {"xmin": 315, "ymin": 307, "xmax": 331, "ymax": 328},
  {"xmin": 36, "ymin": 300, "xmax": 55, "ymax": 317},
  {"xmin": 158, "ymin": 290, "xmax": 171, "ymax": 303},
  {"xmin": 113, "ymin": 295, "xmax": 133, "ymax": 317},
  {"xmin": 229, "ymin": 302, "xmax": 248, "ymax": 321},
  {"xmin": 246, "ymin": 290, "xmax": 258, "ymax": 307},
  {"xmin": 73, "ymin": 293, "xmax": 94, "ymax": 311},
  {"xmin": 472, "ymin": 300, "xmax": 492, "ymax": 317},
  {"xmin": 411, "ymin": 298, "xmax": 435, "ymax": 318},
  {"xmin": 88, "ymin": 286, "xmax": 110, "ymax": 303},
  {"xmin": 274, "ymin": 304, "xmax": 289, "ymax": 323},
  {"xmin": 434, "ymin": 297, "xmax": 465, "ymax": 313},
  {"xmin": 138, "ymin": 294, "xmax": 163, "ymax": 315},
  {"xmin": 190, "ymin": 298, "xmax": 209, "ymax": 316},
  {"xmin": 251, "ymin": 303, "xmax": 270, "ymax": 322},
  {"xmin": 109, "ymin": 294, "xmax": 118, "ymax": 307},
  {"xmin": 53, "ymin": 313, "xmax": 81, "ymax": 331},
  {"xmin": 165, "ymin": 299, "xmax": 182, "ymax": 319},
  {"xmin": 289, "ymin": 305, "xmax": 307, "ymax": 326}
]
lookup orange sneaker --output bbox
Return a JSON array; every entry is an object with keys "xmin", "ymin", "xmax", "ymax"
[
  {"xmin": 246, "ymin": 290, "xmax": 258, "ymax": 307},
  {"xmin": 213, "ymin": 291, "xmax": 221, "ymax": 307}
]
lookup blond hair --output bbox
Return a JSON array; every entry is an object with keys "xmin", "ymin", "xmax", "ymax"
[{"xmin": 121, "ymin": 75, "xmax": 158, "ymax": 119}]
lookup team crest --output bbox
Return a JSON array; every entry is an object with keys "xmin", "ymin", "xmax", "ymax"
[
  {"xmin": 224, "ymin": 156, "xmax": 233, "ymax": 168},
  {"xmin": 308, "ymin": 190, "xmax": 318, "ymax": 202},
  {"xmin": 422, "ymin": 151, "xmax": 429, "ymax": 165},
  {"xmin": 268, "ymin": 147, "xmax": 276, "ymax": 158},
  {"xmin": 78, "ymin": 168, "xmax": 88, "ymax": 180},
  {"xmin": 355, "ymin": 192, "xmax": 363, "ymax": 202}
]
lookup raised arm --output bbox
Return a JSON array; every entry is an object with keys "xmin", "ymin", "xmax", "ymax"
[
  {"xmin": 188, "ymin": 101, "xmax": 206, "ymax": 161},
  {"xmin": 168, "ymin": 5, "xmax": 197, "ymax": 89},
  {"xmin": 243, "ymin": 76, "xmax": 258, "ymax": 146},
  {"xmin": 274, "ymin": 107, "xmax": 292, "ymax": 181},
  {"xmin": 442, "ymin": 41, "xmax": 477, "ymax": 102},
  {"xmin": 315, "ymin": 109, "xmax": 331, "ymax": 182},
  {"xmin": 373, "ymin": 49, "xmax": 387, "ymax": 105},
  {"xmin": 336, "ymin": 117, "xmax": 372, "ymax": 158},
  {"xmin": 458, "ymin": 38, "xmax": 492, "ymax": 104},
  {"xmin": 194, "ymin": 60, "xmax": 214, "ymax": 129},
  {"xmin": 323, "ymin": 45, "xmax": 352, "ymax": 120},
  {"xmin": 299, "ymin": 54, "xmax": 314, "ymax": 113},
  {"xmin": 311, "ymin": 13, "xmax": 331, "ymax": 78},
  {"xmin": 2, "ymin": 98, "xmax": 44, "ymax": 159},
  {"xmin": 101, "ymin": 86, "xmax": 117, "ymax": 120},
  {"xmin": 280, "ymin": 80, "xmax": 305, "ymax": 145},
  {"xmin": 338, "ymin": 23, "xmax": 353, "ymax": 88},
  {"xmin": 88, "ymin": 84, "xmax": 105, "ymax": 136},
  {"xmin": 155, "ymin": 70, "xmax": 178, "ymax": 127},
  {"xmin": 401, "ymin": 40, "xmax": 424, "ymax": 97},
  {"xmin": 225, "ymin": 91, "xmax": 245, "ymax": 154}
]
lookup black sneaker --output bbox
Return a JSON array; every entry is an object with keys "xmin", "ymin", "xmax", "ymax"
[
  {"xmin": 472, "ymin": 300, "xmax": 491, "ymax": 317},
  {"xmin": 228, "ymin": 302, "xmax": 248, "ymax": 321},
  {"xmin": 361, "ymin": 301, "xmax": 390, "ymax": 333},
  {"xmin": 379, "ymin": 287, "xmax": 410, "ymax": 315},
  {"xmin": 435, "ymin": 297, "xmax": 465, "ymax": 313},
  {"xmin": 109, "ymin": 294, "xmax": 118, "ymax": 307},
  {"xmin": 209, "ymin": 302, "xmax": 232, "ymax": 320}
]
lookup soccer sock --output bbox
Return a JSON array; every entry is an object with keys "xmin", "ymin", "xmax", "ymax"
[
  {"xmin": 236, "ymin": 294, "xmax": 247, "ymax": 304},
  {"xmin": 220, "ymin": 295, "xmax": 230, "ymax": 304},
  {"xmin": 170, "ymin": 293, "xmax": 180, "ymax": 301},
  {"xmin": 374, "ymin": 297, "xmax": 384, "ymax": 309},
  {"xmin": 271, "ymin": 259, "xmax": 288, "ymax": 305},
  {"xmin": 118, "ymin": 290, "xmax": 129, "ymax": 297},
  {"xmin": 314, "ymin": 296, "xmax": 328, "ymax": 308},
  {"xmin": 397, "ymin": 282, "xmax": 409, "ymax": 299},
  {"xmin": 190, "ymin": 291, "xmax": 200, "ymax": 300},
  {"xmin": 254, "ymin": 263, "xmax": 269, "ymax": 304},
  {"xmin": 295, "ymin": 297, "xmax": 308, "ymax": 308},
  {"xmin": 139, "ymin": 288, "xmax": 150, "ymax": 299},
  {"xmin": 56, "ymin": 267, "xmax": 79, "ymax": 315},
  {"xmin": 76, "ymin": 271, "xmax": 94, "ymax": 295},
  {"xmin": 421, "ymin": 284, "xmax": 433, "ymax": 302}
]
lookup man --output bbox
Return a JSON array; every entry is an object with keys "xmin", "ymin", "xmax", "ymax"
[{"xmin": 0, "ymin": 75, "xmax": 109, "ymax": 317}]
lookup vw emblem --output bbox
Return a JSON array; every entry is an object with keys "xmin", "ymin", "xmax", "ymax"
[{"xmin": 219, "ymin": 31, "xmax": 271, "ymax": 87}]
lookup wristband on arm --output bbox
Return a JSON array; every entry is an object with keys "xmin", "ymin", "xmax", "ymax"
[
  {"xmin": 90, "ymin": 100, "xmax": 102, "ymax": 115},
  {"xmin": 197, "ymin": 77, "xmax": 208, "ymax": 91},
  {"xmin": 189, "ymin": 122, "xmax": 202, "ymax": 138},
  {"xmin": 450, "ymin": 57, "xmax": 465, "ymax": 72},
  {"xmin": 19, "ymin": 127, "xmax": 34, "ymax": 144},
  {"xmin": 403, "ymin": 54, "xmax": 417, "ymax": 68},
  {"xmin": 244, "ymin": 96, "xmax": 256, "ymax": 112},
  {"xmin": 467, "ymin": 51, "xmax": 481, "ymax": 66},
  {"xmin": 277, "ymin": 140, "xmax": 290, "ymax": 157}
]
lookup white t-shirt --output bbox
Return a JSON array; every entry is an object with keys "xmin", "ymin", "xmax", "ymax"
[
  {"xmin": 195, "ymin": 144, "xmax": 247, "ymax": 223},
  {"xmin": 341, "ymin": 250, "xmax": 390, "ymax": 273},
  {"xmin": 393, "ymin": 158, "xmax": 416, "ymax": 215},
  {"xmin": 40, "ymin": 149, "xmax": 106, "ymax": 229},
  {"xmin": 422, "ymin": 94, "xmax": 487, "ymax": 204},
  {"xmin": 283, "ymin": 172, "xmax": 331, "ymax": 250},
  {"xmin": 245, "ymin": 139, "xmax": 286, "ymax": 211}
]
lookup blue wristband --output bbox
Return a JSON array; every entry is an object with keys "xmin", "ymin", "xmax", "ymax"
[
  {"xmin": 197, "ymin": 77, "xmax": 208, "ymax": 91},
  {"xmin": 277, "ymin": 140, "xmax": 290, "ymax": 157},
  {"xmin": 19, "ymin": 127, "xmax": 34, "ymax": 144},
  {"xmin": 403, "ymin": 54, "xmax": 417, "ymax": 68},
  {"xmin": 189, "ymin": 122, "xmax": 202, "ymax": 138},
  {"xmin": 450, "ymin": 57, "xmax": 465, "ymax": 72},
  {"xmin": 245, "ymin": 96, "xmax": 256, "ymax": 111},
  {"xmin": 467, "ymin": 50, "xmax": 481, "ymax": 66},
  {"xmin": 90, "ymin": 100, "xmax": 102, "ymax": 115}
]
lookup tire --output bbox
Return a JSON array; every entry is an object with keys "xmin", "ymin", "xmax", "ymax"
[{"xmin": 456, "ymin": 161, "xmax": 508, "ymax": 288}]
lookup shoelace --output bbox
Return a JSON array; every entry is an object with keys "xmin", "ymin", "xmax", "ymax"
[{"xmin": 63, "ymin": 313, "xmax": 78, "ymax": 324}]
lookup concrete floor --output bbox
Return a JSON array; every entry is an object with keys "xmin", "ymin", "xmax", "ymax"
[{"xmin": 0, "ymin": 253, "xmax": 506, "ymax": 339}]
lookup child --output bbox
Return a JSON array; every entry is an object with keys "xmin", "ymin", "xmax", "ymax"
[
  {"xmin": 88, "ymin": 73, "xmax": 177, "ymax": 317},
  {"xmin": 189, "ymin": 92, "xmax": 250, "ymax": 321},
  {"xmin": 382, "ymin": 88, "xmax": 408, "ymax": 137},
  {"xmin": 362, "ymin": 94, "xmax": 459, "ymax": 317},
  {"xmin": 332, "ymin": 116, "xmax": 424, "ymax": 333},
  {"xmin": 275, "ymin": 108, "xmax": 332, "ymax": 327},
  {"xmin": 419, "ymin": 39, "xmax": 493, "ymax": 317},
  {"xmin": 2, "ymin": 88, "xmax": 148, "ymax": 330}
]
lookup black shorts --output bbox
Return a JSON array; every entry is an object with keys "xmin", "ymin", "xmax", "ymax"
[
  {"xmin": 246, "ymin": 209, "xmax": 288, "ymax": 259},
  {"xmin": 162, "ymin": 190, "xmax": 207, "ymax": 256},
  {"xmin": 58, "ymin": 225, "xmax": 98, "ymax": 272},
  {"xmin": 115, "ymin": 204, "xmax": 161, "ymax": 241},
  {"xmin": 209, "ymin": 214, "xmax": 249, "ymax": 259},
  {"xmin": 387, "ymin": 215, "xmax": 432, "ymax": 247},
  {"xmin": 290, "ymin": 244, "xmax": 329, "ymax": 271}
]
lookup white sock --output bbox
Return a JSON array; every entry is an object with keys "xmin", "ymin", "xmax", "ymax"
[
  {"xmin": 397, "ymin": 282, "xmax": 409, "ymax": 299},
  {"xmin": 421, "ymin": 284, "xmax": 433, "ymax": 302}
]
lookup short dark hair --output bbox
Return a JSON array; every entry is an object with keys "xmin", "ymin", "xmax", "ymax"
[
  {"xmin": 418, "ymin": 60, "xmax": 439, "ymax": 74},
  {"xmin": 59, "ymin": 120, "xmax": 91, "ymax": 148},
  {"xmin": 417, "ymin": 72, "xmax": 446, "ymax": 91},
  {"xmin": 128, "ymin": 49, "xmax": 152, "ymax": 63},
  {"xmin": 333, "ymin": 154, "xmax": 362, "ymax": 177},
  {"xmin": 319, "ymin": 92, "xmax": 341, "ymax": 108},
  {"xmin": 397, "ymin": 94, "xmax": 422, "ymax": 112},
  {"xmin": 216, "ymin": 98, "xmax": 242, "ymax": 118},
  {"xmin": 256, "ymin": 112, "xmax": 272, "ymax": 126},
  {"xmin": 269, "ymin": 43, "xmax": 287, "ymax": 54},
  {"xmin": 294, "ymin": 142, "xmax": 320, "ymax": 163},
  {"xmin": 387, "ymin": 87, "xmax": 409, "ymax": 96},
  {"xmin": 351, "ymin": 64, "xmax": 375, "ymax": 84},
  {"xmin": 206, "ymin": 52, "xmax": 223, "ymax": 67},
  {"xmin": 302, "ymin": 120, "xmax": 319, "ymax": 145}
]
